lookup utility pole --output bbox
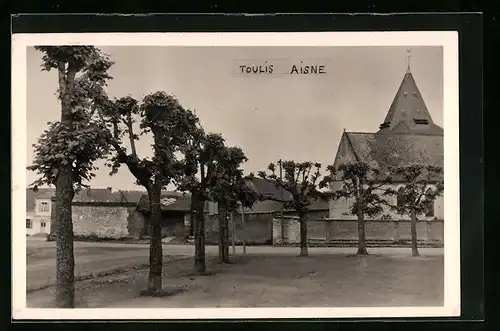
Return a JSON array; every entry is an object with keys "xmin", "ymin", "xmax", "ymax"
[
  {"xmin": 231, "ymin": 211, "xmax": 236, "ymax": 256},
  {"xmin": 241, "ymin": 204, "xmax": 246, "ymax": 255},
  {"xmin": 279, "ymin": 159, "xmax": 285, "ymax": 244}
]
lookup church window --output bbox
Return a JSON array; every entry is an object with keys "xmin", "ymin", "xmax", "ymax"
[
  {"xmin": 425, "ymin": 188, "xmax": 435, "ymax": 217},
  {"xmin": 397, "ymin": 187, "xmax": 405, "ymax": 209},
  {"xmin": 414, "ymin": 118, "xmax": 429, "ymax": 125},
  {"xmin": 379, "ymin": 122, "xmax": 390, "ymax": 129}
]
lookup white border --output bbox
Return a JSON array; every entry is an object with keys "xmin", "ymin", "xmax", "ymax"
[{"xmin": 11, "ymin": 31, "xmax": 460, "ymax": 320}]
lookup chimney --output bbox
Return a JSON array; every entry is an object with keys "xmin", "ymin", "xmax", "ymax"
[{"xmin": 107, "ymin": 187, "xmax": 112, "ymax": 192}]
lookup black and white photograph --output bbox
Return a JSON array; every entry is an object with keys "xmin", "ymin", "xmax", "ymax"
[{"xmin": 12, "ymin": 32, "xmax": 460, "ymax": 319}]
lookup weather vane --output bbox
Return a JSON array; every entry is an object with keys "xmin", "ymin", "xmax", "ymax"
[{"xmin": 406, "ymin": 48, "xmax": 412, "ymax": 72}]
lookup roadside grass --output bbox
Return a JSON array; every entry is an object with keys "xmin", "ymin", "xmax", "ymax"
[{"xmin": 27, "ymin": 253, "xmax": 444, "ymax": 308}]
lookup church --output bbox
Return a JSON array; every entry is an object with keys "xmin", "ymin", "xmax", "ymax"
[{"xmin": 329, "ymin": 62, "xmax": 444, "ymax": 221}]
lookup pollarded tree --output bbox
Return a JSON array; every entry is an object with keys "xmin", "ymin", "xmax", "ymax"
[
  {"xmin": 209, "ymin": 147, "xmax": 259, "ymax": 263},
  {"xmin": 334, "ymin": 162, "xmax": 392, "ymax": 255},
  {"xmin": 384, "ymin": 164, "xmax": 444, "ymax": 256},
  {"xmin": 258, "ymin": 161, "xmax": 335, "ymax": 257},
  {"xmin": 97, "ymin": 92, "xmax": 199, "ymax": 294},
  {"xmin": 28, "ymin": 46, "xmax": 114, "ymax": 307},
  {"xmin": 175, "ymin": 130, "xmax": 230, "ymax": 273}
]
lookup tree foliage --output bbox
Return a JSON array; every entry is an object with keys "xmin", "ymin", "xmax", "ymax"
[
  {"xmin": 28, "ymin": 46, "xmax": 114, "ymax": 192},
  {"xmin": 334, "ymin": 162, "xmax": 391, "ymax": 217},
  {"xmin": 99, "ymin": 92, "xmax": 199, "ymax": 187},
  {"xmin": 257, "ymin": 160, "xmax": 335, "ymax": 211},
  {"xmin": 209, "ymin": 146, "xmax": 259, "ymax": 211},
  {"xmin": 175, "ymin": 131, "xmax": 227, "ymax": 198},
  {"xmin": 257, "ymin": 160, "xmax": 335, "ymax": 256},
  {"xmin": 384, "ymin": 164, "xmax": 444, "ymax": 217},
  {"xmin": 332, "ymin": 161, "xmax": 392, "ymax": 255}
]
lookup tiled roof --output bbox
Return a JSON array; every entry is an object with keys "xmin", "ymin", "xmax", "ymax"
[
  {"xmin": 377, "ymin": 71, "xmax": 443, "ymax": 136},
  {"xmin": 26, "ymin": 187, "xmax": 131, "ymax": 212},
  {"xmin": 26, "ymin": 188, "xmax": 56, "ymax": 212},
  {"xmin": 136, "ymin": 191, "xmax": 193, "ymax": 213},
  {"xmin": 245, "ymin": 177, "xmax": 294, "ymax": 201},
  {"xmin": 111, "ymin": 190, "xmax": 145, "ymax": 203},
  {"xmin": 73, "ymin": 188, "xmax": 116, "ymax": 202},
  {"xmin": 343, "ymin": 131, "xmax": 443, "ymax": 181}
]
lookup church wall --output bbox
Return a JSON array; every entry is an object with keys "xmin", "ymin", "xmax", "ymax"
[
  {"xmin": 329, "ymin": 183, "xmax": 444, "ymax": 221},
  {"xmin": 332, "ymin": 134, "xmax": 358, "ymax": 169}
]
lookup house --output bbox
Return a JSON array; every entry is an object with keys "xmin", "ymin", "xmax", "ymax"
[
  {"xmin": 329, "ymin": 65, "xmax": 444, "ymax": 221},
  {"xmin": 26, "ymin": 188, "xmax": 55, "ymax": 236},
  {"xmin": 244, "ymin": 177, "xmax": 329, "ymax": 217},
  {"xmin": 135, "ymin": 192, "xmax": 200, "ymax": 239}
]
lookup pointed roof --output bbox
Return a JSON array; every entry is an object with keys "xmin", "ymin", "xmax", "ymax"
[
  {"xmin": 378, "ymin": 70, "xmax": 443, "ymax": 136},
  {"xmin": 339, "ymin": 131, "xmax": 444, "ymax": 182}
]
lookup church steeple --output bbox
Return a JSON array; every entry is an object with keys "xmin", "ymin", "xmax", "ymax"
[
  {"xmin": 406, "ymin": 48, "xmax": 412, "ymax": 73},
  {"xmin": 378, "ymin": 55, "xmax": 443, "ymax": 136}
]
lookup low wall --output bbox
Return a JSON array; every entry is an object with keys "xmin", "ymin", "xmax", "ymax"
[{"xmin": 272, "ymin": 217, "xmax": 444, "ymax": 246}]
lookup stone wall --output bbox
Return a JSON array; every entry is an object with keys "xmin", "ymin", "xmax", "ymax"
[
  {"xmin": 272, "ymin": 216, "xmax": 444, "ymax": 246},
  {"xmin": 72, "ymin": 203, "xmax": 134, "ymax": 239},
  {"xmin": 50, "ymin": 200, "xmax": 187, "ymax": 240}
]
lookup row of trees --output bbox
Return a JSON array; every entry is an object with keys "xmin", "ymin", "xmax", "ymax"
[
  {"xmin": 28, "ymin": 46, "xmax": 261, "ymax": 307},
  {"xmin": 27, "ymin": 46, "xmax": 443, "ymax": 309},
  {"xmin": 258, "ymin": 161, "xmax": 443, "ymax": 257}
]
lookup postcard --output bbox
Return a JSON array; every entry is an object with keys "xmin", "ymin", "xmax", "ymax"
[{"xmin": 12, "ymin": 31, "xmax": 460, "ymax": 320}]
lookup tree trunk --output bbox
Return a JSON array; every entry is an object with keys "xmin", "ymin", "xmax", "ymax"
[
  {"xmin": 146, "ymin": 180, "xmax": 163, "ymax": 294},
  {"xmin": 223, "ymin": 212, "xmax": 229, "ymax": 259},
  {"xmin": 357, "ymin": 209, "xmax": 368, "ymax": 255},
  {"xmin": 299, "ymin": 211, "xmax": 308, "ymax": 256},
  {"xmin": 55, "ymin": 62, "xmax": 77, "ymax": 308},
  {"xmin": 218, "ymin": 204, "xmax": 229, "ymax": 263},
  {"xmin": 194, "ymin": 197, "xmax": 206, "ymax": 274},
  {"xmin": 55, "ymin": 165, "xmax": 75, "ymax": 308},
  {"xmin": 410, "ymin": 209, "xmax": 420, "ymax": 257}
]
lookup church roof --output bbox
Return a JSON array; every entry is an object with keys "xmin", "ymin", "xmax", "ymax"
[
  {"xmin": 378, "ymin": 70, "xmax": 443, "ymax": 136},
  {"xmin": 343, "ymin": 132, "xmax": 443, "ymax": 180},
  {"xmin": 334, "ymin": 64, "xmax": 444, "ymax": 183}
]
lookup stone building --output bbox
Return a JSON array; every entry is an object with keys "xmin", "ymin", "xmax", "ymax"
[
  {"xmin": 329, "ymin": 65, "xmax": 444, "ymax": 221},
  {"xmin": 273, "ymin": 65, "xmax": 445, "ymax": 247}
]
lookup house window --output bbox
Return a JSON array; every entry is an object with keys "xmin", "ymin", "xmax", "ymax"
[
  {"xmin": 26, "ymin": 219, "xmax": 32, "ymax": 229},
  {"xmin": 38, "ymin": 201, "xmax": 49, "ymax": 213},
  {"xmin": 396, "ymin": 187, "xmax": 405, "ymax": 209},
  {"xmin": 425, "ymin": 188, "xmax": 435, "ymax": 217},
  {"xmin": 41, "ymin": 221, "xmax": 46, "ymax": 228}
]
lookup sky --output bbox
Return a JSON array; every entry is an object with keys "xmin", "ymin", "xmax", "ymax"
[{"xmin": 26, "ymin": 46, "xmax": 443, "ymax": 191}]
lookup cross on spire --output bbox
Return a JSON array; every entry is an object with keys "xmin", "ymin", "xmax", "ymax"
[{"xmin": 406, "ymin": 48, "xmax": 412, "ymax": 73}]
